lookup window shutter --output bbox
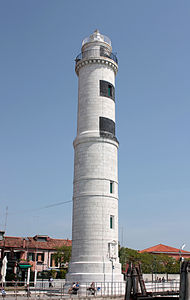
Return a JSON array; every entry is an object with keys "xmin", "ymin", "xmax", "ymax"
[
  {"xmin": 100, "ymin": 80, "xmax": 115, "ymax": 101},
  {"xmin": 99, "ymin": 117, "xmax": 115, "ymax": 136}
]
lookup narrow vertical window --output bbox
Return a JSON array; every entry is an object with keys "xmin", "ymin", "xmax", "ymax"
[
  {"xmin": 100, "ymin": 46, "xmax": 110, "ymax": 58},
  {"xmin": 99, "ymin": 117, "xmax": 115, "ymax": 136},
  {"xmin": 108, "ymin": 85, "xmax": 112, "ymax": 97},
  {"xmin": 110, "ymin": 215, "xmax": 114, "ymax": 229},
  {"xmin": 110, "ymin": 181, "xmax": 113, "ymax": 194},
  {"xmin": 100, "ymin": 80, "xmax": 115, "ymax": 101}
]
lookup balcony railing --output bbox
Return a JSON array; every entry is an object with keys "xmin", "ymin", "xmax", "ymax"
[{"xmin": 75, "ymin": 49, "xmax": 118, "ymax": 65}]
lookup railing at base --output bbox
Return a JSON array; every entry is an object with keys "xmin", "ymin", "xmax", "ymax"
[
  {"xmin": 1, "ymin": 281, "xmax": 125, "ymax": 298},
  {"xmin": 1, "ymin": 280, "xmax": 180, "ymax": 298},
  {"xmin": 145, "ymin": 281, "xmax": 180, "ymax": 293}
]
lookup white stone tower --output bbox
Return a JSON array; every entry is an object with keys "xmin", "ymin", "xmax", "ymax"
[{"xmin": 67, "ymin": 30, "xmax": 124, "ymax": 285}]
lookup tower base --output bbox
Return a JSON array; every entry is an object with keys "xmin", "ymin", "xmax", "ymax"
[{"xmin": 66, "ymin": 260, "xmax": 125, "ymax": 295}]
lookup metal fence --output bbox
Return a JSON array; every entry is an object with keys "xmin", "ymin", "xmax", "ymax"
[
  {"xmin": 1, "ymin": 280, "xmax": 180, "ymax": 298},
  {"xmin": 145, "ymin": 281, "xmax": 180, "ymax": 293},
  {"xmin": 1, "ymin": 281, "xmax": 125, "ymax": 298}
]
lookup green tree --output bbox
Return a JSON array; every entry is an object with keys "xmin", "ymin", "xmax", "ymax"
[
  {"xmin": 51, "ymin": 269, "xmax": 57, "ymax": 279},
  {"xmin": 59, "ymin": 269, "xmax": 67, "ymax": 279},
  {"xmin": 119, "ymin": 247, "xmax": 180, "ymax": 274},
  {"xmin": 140, "ymin": 252, "xmax": 155, "ymax": 273},
  {"xmin": 119, "ymin": 247, "xmax": 141, "ymax": 272},
  {"xmin": 53, "ymin": 245, "xmax": 72, "ymax": 268}
]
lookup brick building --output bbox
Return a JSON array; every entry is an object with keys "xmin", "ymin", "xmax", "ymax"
[
  {"xmin": 140, "ymin": 244, "xmax": 190, "ymax": 260},
  {"xmin": 0, "ymin": 232, "xmax": 71, "ymax": 279}
]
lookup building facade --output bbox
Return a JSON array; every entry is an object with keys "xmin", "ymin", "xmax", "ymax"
[
  {"xmin": 67, "ymin": 30, "xmax": 124, "ymax": 285},
  {"xmin": 140, "ymin": 244, "xmax": 190, "ymax": 260},
  {"xmin": 0, "ymin": 233, "xmax": 71, "ymax": 279}
]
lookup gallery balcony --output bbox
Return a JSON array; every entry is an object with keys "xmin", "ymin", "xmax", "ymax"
[{"xmin": 75, "ymin": 49, "xmax": 118, "ymax": 65}]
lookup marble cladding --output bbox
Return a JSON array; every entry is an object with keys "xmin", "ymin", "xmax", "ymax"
[{"xmin": 66, "ymin": 34, "xmax": 124, "ymax": 286}]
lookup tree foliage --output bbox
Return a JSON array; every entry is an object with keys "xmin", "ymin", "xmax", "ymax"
[
  {"xmin": 53, "ymin": 245, "xmax": 72, "ymax": 268},
  {"xmin": 119, "ymin": 247, "xmax": 180, "ymax": 274}
]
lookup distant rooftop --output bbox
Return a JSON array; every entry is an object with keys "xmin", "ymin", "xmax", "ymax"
[
  {"xmin": 0, "ymin": 235, "xmax": 72, "ymax": 250},
  {"xmin": 140, "ymin": 244, "xmax": 190, "ymax": 255},
  {"xmin": 82, "ymin": 29, "xmax": 111, "ymax": 47}
]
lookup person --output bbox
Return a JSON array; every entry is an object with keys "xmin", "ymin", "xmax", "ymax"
[
  {"xmin": 162, "ymin": 277, "xmax": 165, "ymax": 282},
  {"xmin": 87, "ymin": 282, "xmax": 96, "ymax": 295},
  {"xmin": 68, "ymin": 282, "xmax": 77, "ymax": 294},
  {"xmin": 68, "ymin": 282, "xmax": 74, "ymax": 294},
  {"xmin": 1, "ymin": 289, "xmax": 6, "ymax": 298},
  {"xmin": 49, "ymin": 277, "xmax": 53, "ymax": 288},
  {"xmin": 73, "ymin": 282, "xmax": 79, "ymax": 294},
  {"xmin": 25, "ymin": 284, "xmax": 31, "ymax": 297}
]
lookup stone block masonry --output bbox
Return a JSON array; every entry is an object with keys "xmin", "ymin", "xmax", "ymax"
[{"xmin": 66, "ymin": 30, "xmax": 124, "ymax": 288}]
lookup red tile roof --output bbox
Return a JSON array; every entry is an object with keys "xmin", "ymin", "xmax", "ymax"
[
  {"xmin": 0, "ymin": 235, "xmax": 72, "ymax": 250},
  {"xmin": 140, "ymin": 244, "xmax": 190, "ymax": 255}
]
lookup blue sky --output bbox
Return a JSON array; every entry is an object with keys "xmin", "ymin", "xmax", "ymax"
[{"xmin": 0, "ymin": 0, "xmax": 189, "ymax": 250}]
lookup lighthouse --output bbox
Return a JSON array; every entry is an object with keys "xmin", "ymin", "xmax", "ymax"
[{"xmin": 67, "ymin": 30, "xmax": 124, "ymax": 287}]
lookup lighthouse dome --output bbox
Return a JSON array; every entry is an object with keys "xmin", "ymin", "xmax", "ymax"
[{"xmin": 82, "ymin": 29, "xmax": 111, "ymax": 47}]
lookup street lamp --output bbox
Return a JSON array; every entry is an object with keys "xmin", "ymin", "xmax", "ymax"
[
  {"xmin": 179, "ymin": 244, "xmax": 186, "ymax": 271},
  {"xmin": 179, "ymin": 244, "xmax": 186, "ymax": 260},
  {"xmin": 108, "ymin": 240, "xmax": 117, "ymax": 295}
]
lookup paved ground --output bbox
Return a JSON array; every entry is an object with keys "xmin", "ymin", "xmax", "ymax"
[{"xmin": 1, "ymin": 296, "xmax": 123, "ymax": 300}]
